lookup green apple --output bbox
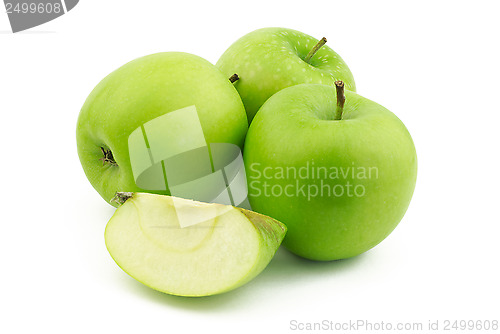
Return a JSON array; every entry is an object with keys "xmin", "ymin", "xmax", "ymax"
[
  {"xmin": 105, "ymin": 192, "xmax": 286, "ymax": 297},
  {"xmin": 244, "ymin": 83, "xmax": 417, "ymax": 261},
  {"xmin": 77, "ymin": 52, "xmax": 248, "ymax": 206},
  {"xmin": 216, "ymin": 27, "xmax": 356, "ymax": 123}
]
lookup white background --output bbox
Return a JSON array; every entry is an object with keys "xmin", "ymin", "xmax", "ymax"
[{"xmin": 1, "ymin": 1, "xmax": 499, "ymax": 333}]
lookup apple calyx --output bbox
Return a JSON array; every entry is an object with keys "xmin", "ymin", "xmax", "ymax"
[
  {"xmin": 99, "ymin": 147, "xmax": 118, "ymax": 166},
  {"xmin": 229, "ymin": 73, "xmax": 239, "ymax": 83},
  {"xmin": 111, "ymin": 192, "xmax": 134, "ymax": 206},
  {"xmin": 304, "ymin": 37, "xmax": 327, "ymax": 64},
  {"xmin": 334, "ymin": 80, "xmax": 345, "ymax": 120}
]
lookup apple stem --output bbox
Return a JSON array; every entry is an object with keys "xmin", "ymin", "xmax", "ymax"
[
  {"xmin": 229, "ymin": 73, "xmax": 239, "ymax": 83},
  {"xmin": 304, "ymin": 37, "xmax": 327, "ymax": 63},
  {"xmin": 111, "ymin": 192, "xmax": 134, "ymax": 206},
  {"xmin": 334, "ymin": 81, "xmax": 345, "ymax": 120}
]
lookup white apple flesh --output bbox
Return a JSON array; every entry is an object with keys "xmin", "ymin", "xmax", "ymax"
[{"xmin": 105, "ymin": 193, "xmax": 286, "ymax": 297}]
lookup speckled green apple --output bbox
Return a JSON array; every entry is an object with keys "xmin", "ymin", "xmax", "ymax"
[
  {"xmin": 216, "ymin": 27, "xmax": 356, "ymax": 123},
  {"xmin": 105, "ymin": 193, "xmax": 286, "ymax": 296},
  {"xmin": 244, "ymin": 83, "xmax": 417, "ymax": 261},
  {"xmin": 76, "ymin": 52, "xmax": 247, "ymax": 206}
]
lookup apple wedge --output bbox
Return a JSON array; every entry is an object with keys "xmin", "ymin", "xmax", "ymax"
[{"xmin": 105, "ymin": 192, "xmax": 286, "ymax": 297}]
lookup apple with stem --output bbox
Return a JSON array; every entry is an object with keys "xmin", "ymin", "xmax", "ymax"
[
  {"xmin": 105, "ymin": 192, "xmax": 286, "ymax": 296},
  {"xmin": 76, "ymin": 52, "xmax": 247, "ymax": 206},
  {"xmin": 217, "ymin": 27, "xmax": 356, "ymax": 123},
  {"xmin": 243, "ymin": 82, "xmax": 417, "ymax": 261}
]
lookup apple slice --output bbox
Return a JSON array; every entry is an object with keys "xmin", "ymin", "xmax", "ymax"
[{"xmin": 105, "ymin": 192, "xmax": 286, "ymax": 297}]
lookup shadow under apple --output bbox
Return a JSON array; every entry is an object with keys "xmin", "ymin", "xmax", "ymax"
[{"xmin": 119, "ymin": 247, "xmax": 367, "ymax": 312}]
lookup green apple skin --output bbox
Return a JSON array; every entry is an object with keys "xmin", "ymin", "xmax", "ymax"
[
  {"xmin": 105, "ymin": 193, "xmax": 287, "ymax": 297},
  {"xmin": 216, "ymin": 27, "xmax": 356, "ymax": 123},
  {"xmin": 244, "ymin": 84, "xmax": 417, "ymax": 261},
  {"xmin": 76, "ymin": 52, "xmax": 248, "ymax": 206}
]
